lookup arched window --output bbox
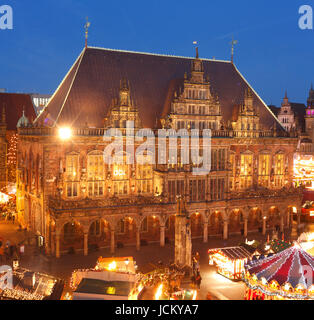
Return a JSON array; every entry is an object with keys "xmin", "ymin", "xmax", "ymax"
[
  {"xmin": 136, "ymin": 154, "xmax": 153, "ymax": 194},
  {"xmin": 112, "ymin": 153, "xmax": 129, "ymax": 195},
  {"xmin": 87, "ymin": 151, "xmax": 105, "ymax": 197},
  {"xmin": 274, "ymin": 152, "xmax": 285, "ymax": 188},
  {"xmin": 240, "ymin": 152, "xmax": 253, "ymax": 189},
  {"xmin": 66, "ymin": 153, "xmax": 79, "ymax": 197},
  {"xmin": 89, "ymin": 220, "xmax": 101, "ymax": 236},
  {"xmin": 141, "ymin": 217, "xmax": 148, "ymax": 232},
  {"xmin": 259, "ymin": 152, "xmax": 270, "ymax": 187},
  {"xmin": 117, "ymin": 219, "xmax": 125, "ymax": 234}
]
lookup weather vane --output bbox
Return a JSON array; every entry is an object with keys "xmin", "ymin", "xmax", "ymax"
[
  {"xmin": 193, "ymin": 41, "xmax": 199, "ymax": 58},
  {"xmin": 230, "ymin": 36, "xmax": 238, "ymax": 63},
  {"xmin": 84, "ymin": 17, "xmax": 91, "ymax": 49}
]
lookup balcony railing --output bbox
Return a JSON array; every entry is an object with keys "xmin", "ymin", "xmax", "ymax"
[
  {"xmin": 48, "ymin": 194, "xmax": 166, "ymax": 212},
  {"xmin": 18, "ymin": 127, "xmax": 292, "ymax": 138}
]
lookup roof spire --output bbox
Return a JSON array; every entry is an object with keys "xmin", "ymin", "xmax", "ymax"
[
  {"xmin": 84, "ymin": 17, "xmax": 91, "ymax": 49},
  {"xmin": 230, "ymin": 36, "xmax": 238, "ymax": 64}
]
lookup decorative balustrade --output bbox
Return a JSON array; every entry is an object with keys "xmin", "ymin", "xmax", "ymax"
[
  {"xmin": 229, "ymin": 186, "xmax": 303, "ymax": 200},
  {"xmin": 48, "ymin": 194, "xmax": 165, "ymax": 212},
  {"xmin": 18, "ymin": 126, "xmax": 292, "ymax": 138}
]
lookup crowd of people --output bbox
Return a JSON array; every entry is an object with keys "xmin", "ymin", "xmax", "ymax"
[
  {"xmin": 0, "ymin": 239, "xmax": 23, "ymax": 263},
  {"xmin": 0, "ymin": 196, "xmax": 26, "ymax": 265}
]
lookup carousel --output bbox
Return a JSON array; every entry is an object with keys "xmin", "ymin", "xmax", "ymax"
[{"xmin": 243, "ymin": 245, "xmax": 314, "ymax": 300}]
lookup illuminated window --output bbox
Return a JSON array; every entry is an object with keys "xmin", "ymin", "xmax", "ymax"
[
  {"xmin": 66, "ymin": 153, "xmax": 79, "ymax": 197},
  {"xmin": 240, "ymin": 154, "xmax": 253, "ymax": 189},
  {"xmin": 112, "ymin": 155, "xmax": 129, "ymax": 195},
  {"xmin": 137, "ymin": 163, "xmax": 153, "ymax": 194},
  {"xmin": 274, "ymin": 153, "xmax": 284, "ymax": 187},
  {"xmin": 229, "ymin": 154, "xmax": 236, "ymax": 190},
  {"xmin": 259, "ymin": 154, "xmax": 270, "ymax": 187},
  {"xmin": 87, "ymin": 152, "xmax": 105, "ymax": 197}
]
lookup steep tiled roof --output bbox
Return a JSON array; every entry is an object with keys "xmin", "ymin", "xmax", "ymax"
[
  {"xmin": 291, "ymin": 103, "xmax": 306, "ymax": 131},
  {"xmin": 268, "ymin": 105, "xmax": 280, "ymax": 117},
  {"xmin": 35, "ymin": 47, "xmax": 283, "ymax": 130},
  {"xmin": 0, "ymin": 93, "xmax": 36, "ymax": 131}
]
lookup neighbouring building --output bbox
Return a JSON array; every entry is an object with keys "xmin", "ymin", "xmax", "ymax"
[
  {"xmin": 0, "ymin": 93, "xmax": 36, "ymax": 189},
  {"xmin": 269, "ymin": 90, "xmax": 314, "ymax": 187},
  {"xmin": 17, "ymin": 47, "xmax": 303, "ymax": 258},
  {"xmin": 270, "ymin": 92, "xmax": 306, "ymax": 133}
]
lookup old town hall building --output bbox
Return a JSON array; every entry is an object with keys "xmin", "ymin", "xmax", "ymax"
[{"xmin": 16, "ymin": 47, "xmax": 303, "ymax": 257}]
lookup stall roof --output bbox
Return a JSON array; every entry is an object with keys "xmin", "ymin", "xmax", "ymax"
[
  {"xmin": 245, "ymin": 246, "xmax": 314, "ymax": 288},
  {"xmin": 209, "ymin": 246, "xmax": 252, "ymax": 260},
  {"xmin": 75, "ymin": 278, "xmax": 133, "ymax": 297}
]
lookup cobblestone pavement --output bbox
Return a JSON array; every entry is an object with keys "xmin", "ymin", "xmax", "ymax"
[{"xmin": 0, "ymin": 219, "xmax": 310, "ymax": 300}]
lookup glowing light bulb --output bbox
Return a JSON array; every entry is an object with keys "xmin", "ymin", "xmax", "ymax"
[{"xmin": 58, "ymin": 127, "xmax": 72, "ymax": 141}]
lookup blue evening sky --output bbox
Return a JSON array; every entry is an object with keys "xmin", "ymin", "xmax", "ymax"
[{"xmin": 0, "ymin": 0, "xmax": 313, "ymax": 107}]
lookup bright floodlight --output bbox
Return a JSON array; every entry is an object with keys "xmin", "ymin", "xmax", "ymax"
[{"xmin": 59, "ymin": 127, "xmax": 72, "ymax": 141}]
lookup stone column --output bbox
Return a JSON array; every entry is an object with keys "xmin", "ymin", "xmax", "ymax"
[
  {"xmin": 160, "ymin": 225, "xmax": 166, "ymax": 247},
  {"xmin": 136, "ymin": 228, "xmax": 141, "ymax": 251},
  {"xmin": 51, "ymin": 232, "xmax": 55, "ymax": 256},
  {"xmin": 203, "ymin": 219, "xmax": 208, "ymax": 243},
  {"xmin": 223, "ymin": 221, "xmax": 228, "ymax": 240},
  {"xmin": 110, "ymin": 230, "xmax": 115, "ymax": 254},
  {"xmin": 56, "ymin": 233, "xmax": 60, "ymax": 259},
  {"xmin": 297, "ymin": 209, "xmax": 301, "ymax": 226},
  {"xmin": 84, "ymin": 233, "xmax": 88, "ymax": 256},
  {"xmin": 280, "ymin": 215, "xmax": 284, "ymax": 233},
  {"xmin": 287, "ymin": 210, "xmax": 290, "ymax": 228},
  {"xmin": 262, "ymin": 217, "xmax": 267, "ymax": 235},
  {"xmin": 244, "ymin": 219, "xmax": 248, "ymax": 238}
]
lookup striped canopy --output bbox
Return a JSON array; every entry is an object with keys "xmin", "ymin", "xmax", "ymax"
[{"xmin": 245, "ymin": 246, "xmax": 314, "ymax": 289}]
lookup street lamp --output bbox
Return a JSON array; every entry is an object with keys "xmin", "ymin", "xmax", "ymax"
[{"xmin": 58, "ymin": 127, "xmax": 72, "ymax": 141}]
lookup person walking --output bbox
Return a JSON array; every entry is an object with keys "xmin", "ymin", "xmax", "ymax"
[
  {"xmin": 12, "ymin": 214, "xmax": 15, "ymax": 224},
  {"xmin": 195, "ymin": 272, "xmax": 202, "ymax": 289},
  {"xmin": 9, "ymin": 244, "xmax": 14, "ymax": 258},
  {"xmin": 0, "ymin": 245, "xmax": 4, "ymax": 263}
]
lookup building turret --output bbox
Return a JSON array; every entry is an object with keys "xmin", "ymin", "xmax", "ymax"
[{"xmin": 17, "ymin": 110, "xmax": 30, "ymax": 128}]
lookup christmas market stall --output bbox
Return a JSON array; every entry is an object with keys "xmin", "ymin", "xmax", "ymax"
[
  {"xmin": 0, "ymin": 267, "xmax": 64, "ymax": 300},
  {"xmin": 67, "ymin": 257, "xmax": 142, "ymax": 300},
  {"xmin": 135, "ymin": 266, "xmax": 196, "ymax": 300},
  {"xmin": 208, "ymin": 246, "xmax": 252, "ymax": 280},
  {"xmin": 243, "ymin": 245, "xmax": 314, "ymax": 300}
]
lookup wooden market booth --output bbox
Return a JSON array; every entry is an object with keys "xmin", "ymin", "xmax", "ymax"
[{"xmin": 208, "ymin": 246, "xmax": 252, "ymax": 280}]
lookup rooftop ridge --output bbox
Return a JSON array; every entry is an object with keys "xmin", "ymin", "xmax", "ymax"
[
  {"xmin": 87, "ymin": 46, "xmax": 231, "ymax": 63},
  {"xmin": 34, "ymin": 47, "xmax": 86, "ymax": 124},
  {"xmin": 233, "ymin": 63, "xmax": 285, "ymax": 130}
]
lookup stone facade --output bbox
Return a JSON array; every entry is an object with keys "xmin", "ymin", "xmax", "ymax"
[
  {"xmin": 277, "ymin": 92, "xmax": 296, "ymax": 132},
  {"xmin": 16, "ymin": 49, "xmax": 303, "ymax": 258}
]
